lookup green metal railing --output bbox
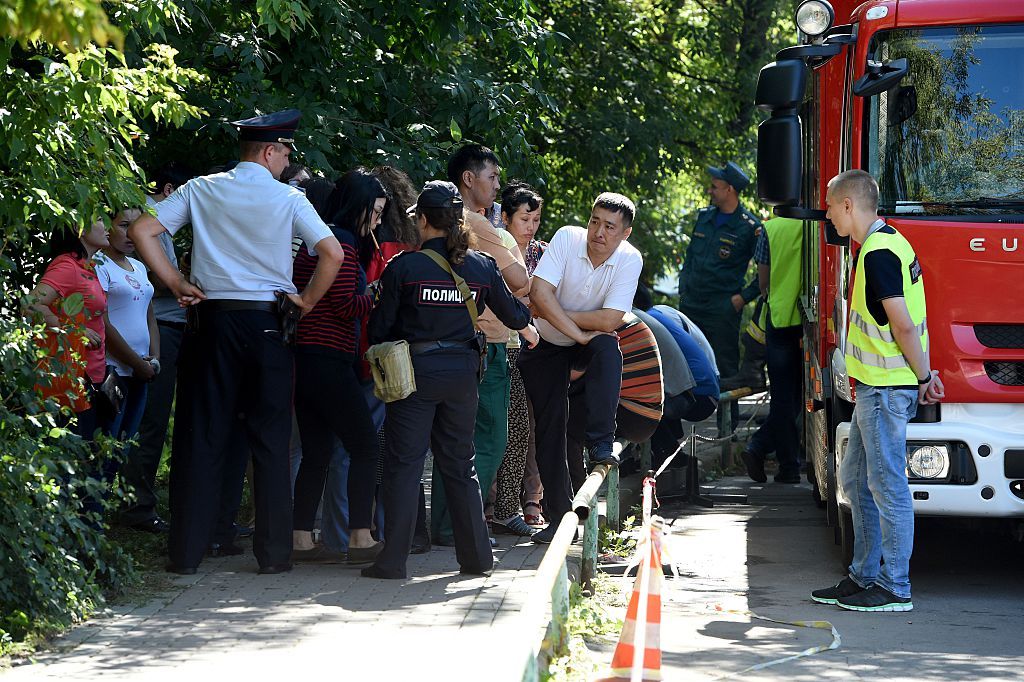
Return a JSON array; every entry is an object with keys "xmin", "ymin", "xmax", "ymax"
[{"xmin": 519, "ymin": 441, "xmax": 624, "ymax": 681}]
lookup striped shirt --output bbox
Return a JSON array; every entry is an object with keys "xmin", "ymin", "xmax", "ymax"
[
  {"xmin": 293, "ymin": 228, "xmax": 372, "ymax": 355},
  {"xmin": 616, "ymin": 315, "xmax": 664, "ymax": 422}
]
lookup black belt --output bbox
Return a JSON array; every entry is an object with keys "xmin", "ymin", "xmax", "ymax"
[
  {"xmin": 409, "ymin": 339, "xmax": 476, "ymax": 355},
  {"xmin": 157, "ymin": 319, "xmax": 187, "ymax": 331},
  {"xmin": 201, "ymin": 299, "xmax": 277, "ymax": 313}
]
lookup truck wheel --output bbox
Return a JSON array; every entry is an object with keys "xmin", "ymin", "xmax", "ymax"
[{"xmin": 838, "ymin": 507, "xmax": 855, "ymax": 569}]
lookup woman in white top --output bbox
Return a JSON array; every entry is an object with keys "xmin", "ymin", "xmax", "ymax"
[{"xmin": 94, "ymin": 207, "xmax": 159, "ymax": 443}]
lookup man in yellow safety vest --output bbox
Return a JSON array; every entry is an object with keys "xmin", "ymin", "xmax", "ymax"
[{"xmin": 810, "ymin": 169, "xmax": 943, "ymax": 613}]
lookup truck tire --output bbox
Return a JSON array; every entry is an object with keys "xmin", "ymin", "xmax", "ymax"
[{"xmin": 838, "ymin": 507, "xmax": 855, "ymax": 570}]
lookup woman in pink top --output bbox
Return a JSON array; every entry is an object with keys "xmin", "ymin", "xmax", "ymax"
[{"xmin": 26, "ymin": 219, "xmax": 110, "ymax": 440}]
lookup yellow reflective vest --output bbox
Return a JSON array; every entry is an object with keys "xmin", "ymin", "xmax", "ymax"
[
  {"xmin": 764, "ymin": 217, "xmax": 803, "ymax": 328},
  {"xmin": 845, "ymin": 226, "xmax": 928, "ymax": 386}
]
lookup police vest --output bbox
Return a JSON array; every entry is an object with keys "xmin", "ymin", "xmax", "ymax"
[
  {"xmin": 765, "ymin": 217, "xmax": 802, "ymax": 328},
  {"xmin": 845, "ymin": 228, "xmax": 928, "ymax": 386}
]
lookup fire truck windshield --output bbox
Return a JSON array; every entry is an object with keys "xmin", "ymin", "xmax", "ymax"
[{"xmin": 866, "ymin": 25, "xmax": 1024, "ymax": 216}]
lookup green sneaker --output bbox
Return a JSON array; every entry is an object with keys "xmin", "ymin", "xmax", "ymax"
[
  {"xmin": 811, "ymin": 577, "xmax": 865, "ymax": 605},
  {"xmin": 837, "ymin": 585, "xmax": 913, "ymax": 612}
]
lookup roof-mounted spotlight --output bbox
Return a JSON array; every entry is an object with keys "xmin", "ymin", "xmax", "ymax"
[{"xmin": 796, "ymin": 0, "xmax": 835, "ymax": 39}]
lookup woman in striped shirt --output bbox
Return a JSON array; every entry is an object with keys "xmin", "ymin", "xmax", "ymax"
[{"xmin": 291, "ymin": 169, "xmax": 386, "ymax": 564}]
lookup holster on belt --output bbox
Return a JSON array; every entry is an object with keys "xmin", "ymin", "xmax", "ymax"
[
  {"xmin": 275, "ymin": 291, "xmax": 302, "ymax": 345},
  {"xmin": 471, "ymin": 331, "xmax": 488, "ymax": 382}
]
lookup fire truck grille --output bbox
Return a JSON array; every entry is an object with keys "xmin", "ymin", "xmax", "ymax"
[
  {"xmin": 975, "ymin": 325, "xmax": 1024, "ymax": 349},
  {"xmin": 985, "ymin": 362, "xmax": 1024, "ymax": 386}
]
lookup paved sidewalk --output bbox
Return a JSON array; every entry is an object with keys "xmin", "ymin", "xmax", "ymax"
[{"xmin": 4, "ymin": 537, "xmax": 550, "ymax": 681}]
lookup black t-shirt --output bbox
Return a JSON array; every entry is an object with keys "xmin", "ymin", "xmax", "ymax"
[{"xmin": 858, "ymin": 226, "xmax": 904, "ymax": 326}]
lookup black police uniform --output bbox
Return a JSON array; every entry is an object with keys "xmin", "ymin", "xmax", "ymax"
[{"xmin": 365, "ymin": 238, "xmax": 530, "ymax": 578}]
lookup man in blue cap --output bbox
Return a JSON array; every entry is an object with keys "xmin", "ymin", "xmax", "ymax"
[
  {"xmin": 677, "ymin": 161, "xmax": 763, "ymax": 435},
  {"xmin": 129, "ymin": 109, "xmax": 345, "ymax": 575}
]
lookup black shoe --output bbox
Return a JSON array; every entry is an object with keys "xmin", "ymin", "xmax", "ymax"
[
  {"xmin": 410, "ymin": 534, "xmax": 431, "ymax": 554},
  {"xmin": 837, "ymin": 585, "xmax": 913, "ymax": 612},
  {"xmin": 531, "ymin": 524, "xmax": 579, "ymax": 545},
  {"xmin": 257, "ymin": 563, "xmax": 293, "ymax": 575},
  {"xmin": 741, "ymin": 450, "xmax": 767, "ymax": 483},
  {"xmin": 589, "ymin": 442, "xmax": 620, "ymax": 467},
  {"xmin": 774, "ymin": 471, "xmax": 801, "ymax": 484},
  {"xmin": 360, "ymin": 565, "xmax": 405, "ymax": 580},
  {"xmin": 435, "ymin": 535, "xmax": 456, "ymax": 547},
  {"xmin": 207, "ymin": 543, "xmax": 245, "ymax": 557},
  {"xmin": 165, "ymin": 564, "xmax": 197, "ymax": 575},
  {"xmin": 129, "ymin": 516, "xmax": 169, "ymax": 534},
  {"xmin": 234, "ymin": 523, "xmax": 254, "ymax": 539},
  {"xmin": 811, "ymin": 577, "xmax": 866, "ymax": 605}
]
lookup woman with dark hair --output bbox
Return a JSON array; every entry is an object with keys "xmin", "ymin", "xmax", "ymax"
[
  {"xmin": 94, "ymin": 207, "xmax": 158, "ymax": 445},
  {"xmin": 489, "ymin": 182, "xmax": 548, "ymax": 532},
  {"xmin": 290, "ymin": 168, "xmax": 385, "ymax": 564},
  {"xmin": 361, "ymin": 181, "xmax": 535, "ymax": 580},
  {"xmin": 26, "ymin": 219, "xmax": 110, "ymax": 438}
]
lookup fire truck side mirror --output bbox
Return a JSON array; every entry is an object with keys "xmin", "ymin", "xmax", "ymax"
[
  {"xmin": 822, "ymin": 219, "xmax": 850, "ymax": 247},
  {"xmin": 755, "ymin": 59, "xmax": 809, "ymax": 207},
  {"xmin": 852, "ymin": 58, "xmax": 909, "ymax": 98}
]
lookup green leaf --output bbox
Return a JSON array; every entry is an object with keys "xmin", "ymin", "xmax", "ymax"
[{"xmin": 450, "ymin": 118, "xmax": 462, "ymax": 143}]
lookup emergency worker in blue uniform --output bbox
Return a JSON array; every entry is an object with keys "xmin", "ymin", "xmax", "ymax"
[
  {"xmin": 130, "ymin": 110, "xmax": 345, "ymax": 575},
  {"xmin": 362, "ymin": 181, "xmax": 534, "ymax": 580},
  {"xmin": 677, "ymin": 161, "xmax": 762, "ymax": 433}
]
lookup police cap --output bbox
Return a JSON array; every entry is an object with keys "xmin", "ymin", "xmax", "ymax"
[
  {"xmin": 231, "ymin": 109, "xmax": 302, "ymax": 150},
  {"xmin": 407, "ymin": 180, "xmax": 464, "ymax": 215},
  {"xmin": 707, "ymin": 161, "xmax": 750, "ymax": 192}
]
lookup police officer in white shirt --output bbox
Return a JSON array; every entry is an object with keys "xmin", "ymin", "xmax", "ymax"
[
  {"xmin": 129, "ymin": 110, "xmax": 345, "ymax": 575},
  {"xmin": 518, "ymin": 193, "xmax": 643, "ymax": 544}
]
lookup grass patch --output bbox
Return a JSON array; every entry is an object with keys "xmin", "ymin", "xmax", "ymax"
[{"xmin": 544, "ymin": 573, "xmax": 627, "ymax": 682}]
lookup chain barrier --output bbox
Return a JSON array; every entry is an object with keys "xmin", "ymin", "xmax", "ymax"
[{"xmin": 651, "ymin": 390, "xmax": 770, "ymax": 478}]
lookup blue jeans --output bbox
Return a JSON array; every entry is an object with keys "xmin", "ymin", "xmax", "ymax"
[
  {"xmin": 839, "ymin": 384, "xmax": 917, "ymax": 598},
  {"xmin": 321, "ymin": 381, "xmax": 386, "ymax": 552}
]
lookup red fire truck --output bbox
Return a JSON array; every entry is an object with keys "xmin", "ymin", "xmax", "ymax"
[{"xmin": 755, "ymin": 0, "xmax": 1024, "ymax": 561}]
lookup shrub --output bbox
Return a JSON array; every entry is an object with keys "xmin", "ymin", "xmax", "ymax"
[{"xmin": 0, "ymin": 314, "xmax": 134, "ymax": 649}]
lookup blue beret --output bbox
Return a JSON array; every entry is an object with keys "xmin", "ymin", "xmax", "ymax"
[{"xmin": 707, "ymin": 161, "xmax": 751, "ymax": 192}]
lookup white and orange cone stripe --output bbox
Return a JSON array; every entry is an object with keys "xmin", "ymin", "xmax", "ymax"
[{"xmin": 598, "ymin": 478, "xmax": 663, "ymax": 682}]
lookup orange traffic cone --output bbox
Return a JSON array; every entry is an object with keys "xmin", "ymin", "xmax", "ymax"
[{"xmin": 598, "ymin": 516, "xmax": 664, "ymax": 681}]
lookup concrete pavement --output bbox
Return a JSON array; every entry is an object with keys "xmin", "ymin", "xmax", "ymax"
[{"xmin": 611, "ymin": 474, "xmax": 1024, "ymax": 681}]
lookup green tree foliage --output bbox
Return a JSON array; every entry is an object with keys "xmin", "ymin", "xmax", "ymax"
[{"xmin": 0, "ymin": 312, "xmax": 134, "ymax": 648}]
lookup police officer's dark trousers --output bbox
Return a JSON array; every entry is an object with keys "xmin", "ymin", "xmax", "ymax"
[
  {"xmin": 518, "ymin": 335, "xmax": 622, "ymax": 522},
  {"xmin": 747, "ymin": 324, "xmax": 802, "ymax": 476},
  {"xmin": 372, "ymin": 349, "xmax": 492, "ymax": 578},
  {"xmin": 169, "ymin": 304, "xmax": 293, "ymax": 570}
]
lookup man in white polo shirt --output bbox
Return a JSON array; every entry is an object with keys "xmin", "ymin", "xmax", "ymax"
[{"xmin": 518, "ymin": 193, "xmax": 643, "ymax": 544}]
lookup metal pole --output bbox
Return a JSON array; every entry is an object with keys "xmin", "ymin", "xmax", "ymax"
[
  {"xmin": 720, "ymin": 396, "xmax": 733, "ymax": 469},
  {"xmin": 550, "ymin": 561, "xmax": 570, "ymax": 656},
  {"xmin": 582, "ymin": 494, "xmax": 598, "ymax": 593},
  {"xmin": 607, "ymin": 465, "xmax": 620, "ymax": 531},
  {"xmin": 639, "ymin": 439, "xmax": 652, "ymax": 473}
]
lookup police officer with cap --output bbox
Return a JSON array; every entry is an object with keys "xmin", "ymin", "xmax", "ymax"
[
  {"xmin": 361, "ymin": 181, "xmax": 535, "ymax": 580},
  {"xmin": 129, "ymin": 109, "xmax": 345, "ymax": 575},
  {"xmin": 677, "ymin": 161, "xmax": 762, "ymax": 433}
]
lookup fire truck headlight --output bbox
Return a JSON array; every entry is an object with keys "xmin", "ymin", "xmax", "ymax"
[
  {"xmin": 796, "ymin": 0, "xmax": 835, "ymax": 37},
  {"xmin": 906, "ymin": 445, "xmax": 950, "ymax": 480}
]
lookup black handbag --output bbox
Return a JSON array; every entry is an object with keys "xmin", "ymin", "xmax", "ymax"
[{"xmin": 96, "ymin": 366, "xmax": 126, "ymax": 421}]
